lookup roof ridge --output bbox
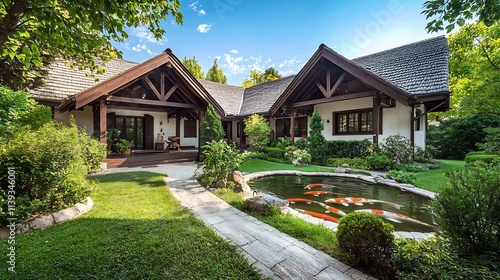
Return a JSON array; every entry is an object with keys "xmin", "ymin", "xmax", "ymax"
[{"xmin": 352, "ymin": 35, "xmax": 446, "ymax": 61}]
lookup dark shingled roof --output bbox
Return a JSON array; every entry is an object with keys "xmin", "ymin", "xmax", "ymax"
[
  {"xmin": 239, "ymin": 75, "xmax": 296, "ymax": 116},
  {"xmin": 197, "ymin": 79, "xmax": 244, "ymax": 116},
  {"xmin": 30, "ymin": 59, "xmax": 138, "ymax": 102},
  {"xmin": 352, "ymin": 36, "xmax": 449, "ymax": 95}
]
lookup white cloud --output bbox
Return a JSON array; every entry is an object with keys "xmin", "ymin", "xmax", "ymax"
[
  {"xmin": 189, "ymin": 1, "xmax": 199, "ymax": 11},
  {"xmin": 278, "ymin": 58, "xmax": 301, "ymax": 68},
  {"xmin": 198, "ymin": 9, "xmax": 206, "ymax": 15},
  {"xmin": 147, "ymin": 49, "xmax": 153, "ymax": 55},
  {"xmin": 222, "ymin": 53, "xmax": 245, "ymax": 75},
  {"xmin": 132, "ymin": 44, "xmax": 148, "ymax": 52},
  {"xmin": 132, "ymin": 26, "xmax": 167, "ymax": 45},
  {"xmin": 230, "ymin": 49, "xmax": 238, "ymax": 54},
  {"xmin": 197, "ymin": 23, "xmax": 213, "ymax": 33}
]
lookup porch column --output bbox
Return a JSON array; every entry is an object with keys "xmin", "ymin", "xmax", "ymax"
[
  {"xmin": 372, "ymin": 93, "xmax": 380, "ymax": 145},
  {"xmin": 410, "ymin": 105, "xmax": 415, "ymax": 160},
  {"xmin": 198, "ymin": 109, "xmax": 205, "ymax": 161},
  {"xmin": 176, "ymin": 111, "xmax": 181, "ymax": 146},
  {"xmin": 290, "ymin": 109, "xmax": 296, "ymax": 145},
  {"xmin": 99, "ymin": 99, "xmax": 107, "ymax": 144}
]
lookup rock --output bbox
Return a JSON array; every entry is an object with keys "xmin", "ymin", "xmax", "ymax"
[
  {"xmin": 51, "ymin": 207, "xmax": 80, "ymax": 224},
  {"xmin": 233, "ymin": 182, "xmax": 252, "ymax": 195},
  {"xmin": 242, "ymin": 196, "xmax": 269, "ymax": 215},
  {"xmin": 292, "ymin": 159, "xmax": 302, "ymax": 167},
  {"xmin": 334, "ymin": 167, "xmax": 346, "ymax": 173},
  {"xmin": 341, "ymin": 163, "xmax": 349, "ymax": 168},
  {"xmin": 231, "ymin": 171, "xmax": 245, "ymax": 184},
  {"xmin": 215, "ymin": 177, "xmax": 227, "ymax": 188},
  {"xmin": 29, "ymin": 215, "xmax": 54, "ymax": 230},
  {"xmin": 260, "ymin": 194, "xmax": 289, "ymax": 209}
]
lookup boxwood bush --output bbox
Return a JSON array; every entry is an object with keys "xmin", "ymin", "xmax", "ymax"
[
  {"xmin": 265, "ymin": 147, "xmax": 285, "ymax": 159},
  {"xmin": 0, "ymin": 121, "xmax": 102, "ymax": 224},
  {"xmin": 324, "ymin": 157, "xmax": 370, "ymax": 170},
  {"xmin": 326, "ymin": 139, "xmax": 371, "ymax": 159}
]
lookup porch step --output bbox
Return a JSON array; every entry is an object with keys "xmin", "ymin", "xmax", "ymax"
[{"xmin": 104, "ymin": 150, "xmax": 198, "ymax": 169}]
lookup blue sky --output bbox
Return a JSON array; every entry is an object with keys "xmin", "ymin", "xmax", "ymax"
[{"xmin": 113, "ymin": 0, "xmax": 446, "ymax": 86}]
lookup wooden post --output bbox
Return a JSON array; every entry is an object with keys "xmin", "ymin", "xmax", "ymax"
[
  {"xmin": 198, "ymin": 109, "xmax": 205, "ymax": 161},
  {"xmin": 290, "ymin": 109, "xmax": 296, "ymax": 145},
  {"xmin": 372, "ymin": 93, "xmax": 380, "ymax": 145},
  {"xmin": 410, "ymin": 105, "xmax": 415, "ymax": 160},
  {"xmin": 176, "ymin": 110, "xmax": 181, "ymax": 146},
  {"xmin": 99, "ymin": 99, "xmax": 107, "ymax": 144}
]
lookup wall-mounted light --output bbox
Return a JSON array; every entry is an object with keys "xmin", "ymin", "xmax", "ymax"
[
  {"xmin": 141, "ymin": 91, "xmax": 146, "ymax": 99},
  {"xmin": 326, "ymin": 119, "xmax": 330, "ymax": 123},
  {"xmin": 160, "ymin": 121, "xmax": 163, "ymax": 125}
]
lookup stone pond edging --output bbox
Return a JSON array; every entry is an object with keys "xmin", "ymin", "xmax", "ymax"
[
  {"xmin": 0, "ymin": 197, "xmax": 94, "ymax": 240},
  {"xmin": 240, "ymin": 170, "xmax": 436, "ymax": 240}
]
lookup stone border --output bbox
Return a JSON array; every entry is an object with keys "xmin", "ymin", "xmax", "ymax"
[
  {"xmin": 242, "ymin": 170, "xmax": 436, "ymax": 240},
  {"xmin": 0, "ymin": 197, "xmax": 94, "ymax": 240}
]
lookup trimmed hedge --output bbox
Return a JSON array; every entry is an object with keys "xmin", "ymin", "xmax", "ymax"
[
  {"xmin": 326, "ymin": 139, "xmax": 371, "ymax": 159},
  {"xmin": 266, "ymin": 147, "xmax": 285, "ymax": 159},
  {"xmin": 325, "ymin": 157, "xmax": 370, "ymax": 170},
  {"xmin": 465, "ymin": 154, "xmax": 500, "ymax": 164}
]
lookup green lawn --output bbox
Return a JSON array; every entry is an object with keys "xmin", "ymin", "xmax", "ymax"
[
  {"xmin": 240, "ymin": 159, "xmax": 331, "ymax": 173},
  {"xmin": 0, "ymin": 172, "xmax": 260, "ymax": 279},
  {"xmin": 414, "ymin": 160, "xmax": 466, "ymax": 193}
]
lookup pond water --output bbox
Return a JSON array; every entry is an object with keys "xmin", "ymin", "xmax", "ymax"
[{"xmin": 247, "ymin": 175, "xmax": 436, "ymax": 233}]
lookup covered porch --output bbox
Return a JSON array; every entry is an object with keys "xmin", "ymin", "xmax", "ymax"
[{"xmin": 104, "ymin": 148, "xmax": 198, "ymax": 169}]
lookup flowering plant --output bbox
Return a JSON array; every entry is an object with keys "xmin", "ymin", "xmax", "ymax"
[{"xmin": 285, "ymin": 147, "xmax": 312, "ymax": 166}]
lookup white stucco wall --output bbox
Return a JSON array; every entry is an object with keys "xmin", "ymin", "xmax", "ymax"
[{"xmin": 54, "ymin": 106, "xmax": 94, "ymax": 135}]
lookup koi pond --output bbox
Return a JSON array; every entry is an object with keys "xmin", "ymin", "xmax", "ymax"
[{"xmin": 247, "ymin": 175, "xmax": 436, "ymax": 233}]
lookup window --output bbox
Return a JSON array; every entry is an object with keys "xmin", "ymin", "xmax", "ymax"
[
  {"xmin": 184, "ymin": 120, "xmax": 197, "ymax": 138},
  {"xmin": 275, "ymin": 117, "xmax": 308, "ymax": 137},
  {"xmin": 333, "ymin": 109, "xmax": 375, "ymax": 135}
]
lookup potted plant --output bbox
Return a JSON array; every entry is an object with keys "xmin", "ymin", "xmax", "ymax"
[{"xmin": 117, "ymin": 139, "xmax": 133, "ymax": 156}]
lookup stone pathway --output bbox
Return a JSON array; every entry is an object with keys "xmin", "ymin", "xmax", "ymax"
[{"xmin": 103, "ymin": 163, "xmax": 374, "ymax": 279}]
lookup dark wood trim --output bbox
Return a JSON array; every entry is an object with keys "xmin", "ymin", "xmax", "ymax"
[
  {"xmin": 410, "ymin": 106, "xmax": 415, "ymax": 152},
  {"xmin": 292, "ymin": 90, "xmax": 375, "ymax": 108},
  {"xmin": 330, "ymin": 71, "xmax": 347, "ymax": 97},
  {"xmin": 164, "ymin": 84, "xmax": 178, "ymax": 101},
  {"xmin": 106, "ymin": 96, "xmax": 201, "ymax": 109},
  {"xmin": 144, "ymin": 76, "xmax": 162, "ymax": 101},
  {"xmin": 332, "ymin": 107, "xmax": 379, "ymax": 136},
  {"xmin": 176, "ymin": 112, "xmax": 181, "ymax": 144},
  {"xmin": 99, "ymin": 99, "xmax": 107, "ymax": 144},
  {"xmin": 290, "ymin": 109, "xmax": 296, "ymax": 145},
  {"xmin": 160, "ymin": 72, "xmax": 166, "ymax": 102},
  {"xmin": 372, "ymin": 93, "xmax": 380, "ymax": 144}
]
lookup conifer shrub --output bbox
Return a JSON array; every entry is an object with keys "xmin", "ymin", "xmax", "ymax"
[
  {"xmin": 336, "ymin": 212, "xmax": 395, "ymax": 277},
  {"xmin": 306, "ymin": 111, "xmax": 328, "ymax": 164},
  {"xmin": 244, "ymin": 114, "xmax": 271, "ymax": 152},
  {"xmin": 200, "ymin": 104, "xmax": 224, "ymax": 146}
]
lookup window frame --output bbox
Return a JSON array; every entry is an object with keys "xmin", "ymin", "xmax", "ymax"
[
  {"xmin": 332, "ymin": 108, "xmax": 382, "ymax": 135},
  {"xmin": 184, "ymin": 119, "xmax": 197, "ymax": 138}
]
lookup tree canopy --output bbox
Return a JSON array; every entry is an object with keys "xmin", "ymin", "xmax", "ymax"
[
  {"xmin": 422, "ymin": 0, "xmax": 500, "ymax": 33},
  {"xmin": 447, "ymin": 21, "xmax": 500, "ymax": 116},
  {"xmin": 241, "ymin": 67, "xmax": 282, "ymax": 88},
  {"xmin": 0, "ymin": 0, "xmax": 183, "ymax": 90},
  {"xmin": 205, "ymin": 58, "xmax": 227, "ymax": 84},
  {"xmin": 182, "ymin": 55, "xmax": 204, "ymax": 79}
]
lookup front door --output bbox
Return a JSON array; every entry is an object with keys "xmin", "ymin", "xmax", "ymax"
[{"xmin": 116, "ymin": 116, "xmax": 145, "ymax": 149}]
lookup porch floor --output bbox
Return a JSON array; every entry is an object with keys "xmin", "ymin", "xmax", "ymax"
[{"xmin": 104, "ymin": 148, "xmax": 198, "ymax": 169}]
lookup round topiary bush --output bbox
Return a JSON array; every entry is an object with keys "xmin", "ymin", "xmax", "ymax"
[{"xmin": 337, "ymin": 212, "xmax": 395, "ymax": 277}]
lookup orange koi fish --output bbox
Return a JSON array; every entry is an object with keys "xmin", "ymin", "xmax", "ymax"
[
  {"xmin": 316, "ymin": 202, "xmax": 347, "ymax": 216},
  {"xmin": 355, "ymin": 209, "xmax": 436, "ymax": 229},
  {"xmin": 325, "ymin": 197, "xmax": 403, "ymax": 209},
  {"xmin": 303, "ymin": 191, "xmax": 342, "ymax": 197},
  {"xmin": 304, "ymin": 183, "xmax": 337, "ymax": 189},
  {"xmin": 296, "ymin": 208, "xmax": 339, "ymax": 223},
  {"xmin": 286, "ymin": 198, "xmax": 315, "ymax": 204}
]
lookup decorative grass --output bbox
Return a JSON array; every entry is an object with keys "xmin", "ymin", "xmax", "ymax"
[{"xmin": 0, "ymin": 172, "xmax": 260, "ymax": 279}]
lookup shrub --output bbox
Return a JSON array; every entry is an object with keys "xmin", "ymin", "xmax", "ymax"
[
  {"xmin": 79, "ymin": 127, "xmax": 107, "ymax": 172},
  {"xmin": 427, "ymin": 114, "xmax": 500, "ymax": 159},
  {"xmin": 385, "ymin": 170, "xmax": 417, "ymax": 185},
  {"xmin": 284, "ymin": 147, "xmax": 311, "ymax": 165},
  {"xmin": 294, "ymin": 138, "xmax": 308, "ymax": 150},
  {"xmin": 326, "ymin": 139, "xmax": 372, "ymax": 159},
  {"xmin": 464, "ymin": 154, "xmax": 500, "ymax": 164},
  {"xmin": 337, "ymin": 212, "xmax": 395, "ymax": 278},
  {"xmin": 477, "ymin": 127, "xmax": 500, "ymax": 155},
  {"xmin": 244, "ymin": 114, "xmax": 271, "ymax": 152},
  {"xmin": 200, "ymin": 104, "xmax": 224, "ymax": 148},
  {"xmin": 265, "ymin": 147, "xmax": 285, "ymax": 159},
  {"xmin": 392, "ymin": 163, "xmax": 429, "ymax": 173},
  {"xmin": 379, "ymin": 134, "xmax": 413, "ymax": 164},
  {"xmin": 366, "ymin": 155, "xmax": 395, "ymax": 171},
  {"xmin": 432, "ymin": 161, "xmax": 500, "ymax": 256},
  {"xmin": 325, "ymin": 157, "xmax": 370, "ymax": 170},
  {"xmin": 414, "ymin": 145, "xmax": 436, "ymax": 163},
  {"xmin": 0, "ymin": 121, "xmax": 92, "ymax": 224},
  {"xmin": 306, "ymin": 111, "xmax": 328, "ymax": 164},
  {"xmin": 198, "ymin": 140, "xmax": 245, "ymax": 188},
  {"xmin": 393, "ymin": 236, "xmax": 499, "ymax": 279},
  {"xmin": 243, "ymin": 151, "xmax": 267, "ymax": 160}
]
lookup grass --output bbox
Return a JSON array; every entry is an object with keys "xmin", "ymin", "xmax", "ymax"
[
  {"xmin": 414, "ymin": 160, "xmax": 466, "ymax": 193},
  {"xmin": 240, "ymin": 159, "xmax": 331, "ymax": 173},
  {"xmin": 0, "ymin": 172, "xmax": 260, "ymax": 279}
]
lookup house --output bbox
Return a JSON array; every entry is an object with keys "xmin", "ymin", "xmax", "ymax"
[{"xmin": 31, "ymin": 36, "xmax": 449, "ymax": 152}]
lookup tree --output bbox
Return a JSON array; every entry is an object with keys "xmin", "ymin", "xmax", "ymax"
[
  {"xmin": 0, "ymin": 0, "xmax": 183, "ymax": 89},
  {"xmin": 244, "ymin": 114, "xmax": 271, "ymax": 151},
  {"xmin": 205, "ymin": 59, "xmax": 227, "ymax": 84},
  {"xmin": 447, "ymin": 21, "xmax": 500, "ymax": 116},
  {"xmin": 422, "ymin": 0, "xmax": 500, "ymax": 33},
  {"xmin": 182, "ymin": 55, "xmax": 204, "ymax": 79},
  {"xmin": 307, "ymin": 111, "xmax": 328, "ymax": 164},
  {"xmin": 241, "ymin": 67, "xmax": 282, "ymax": 88},
  {"xmin": 200, "ymin": 104, "xmax": 224, "ymax": 147}
]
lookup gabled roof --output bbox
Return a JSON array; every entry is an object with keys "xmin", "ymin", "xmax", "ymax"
[
  {"xmin": 239, "ymin": 75, "xmax": 295, "ymax": 116},
  {"xmin": 352, "ymin": 36, "xmax": 449, "ymax": 95},
  {"xmin": 197, "ymin": 79, "xmax": 244, "ymax": 116},
  {"xmin": 31, "ymin": 59, "xmax": 137, "ymax": 104}
]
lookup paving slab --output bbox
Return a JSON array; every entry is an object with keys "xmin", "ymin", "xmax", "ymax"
[{"xmin": 108, "ymin": 162, "xmax": 373, "ymax": 279}]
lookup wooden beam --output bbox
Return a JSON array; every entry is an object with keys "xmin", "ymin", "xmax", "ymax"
[
  {"xmin": 326, "ymin": 68, "xmax": 331, "ymax": 97},
  {"xmin": 164, "ymin": 84, "xmax": 178, "ymax": 101},
  {"xmin": 292, "ymin": 91, "xmax": 375, "ymax": 108},
  {"xmin": 329, "ymin": 71, "xmax": 346, "ymax": 97},
  {"xmin": 372, "ymin": 92, "xmax": 380, "ymax": 144},
  {"xmin": 99, "ymin": 99, "xmax": 107, "ymax": 144},
  {"xmin": 106, "ymin": 96, "xmax": 201, "ymax": 109},
  {"xmin": 290, "ymin": 109, "xmax": 296, "ymax": 145},
  {"xmin": 160, "ymin": 72, "xmax": 166, "ymax": 102},
  {"xmin": 144, "ymin": 76, "xmax": 162, "ymax": 101},
  {"xmin": 316, "ymin": 81, "xmax": 328, "ymax": 98}
]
